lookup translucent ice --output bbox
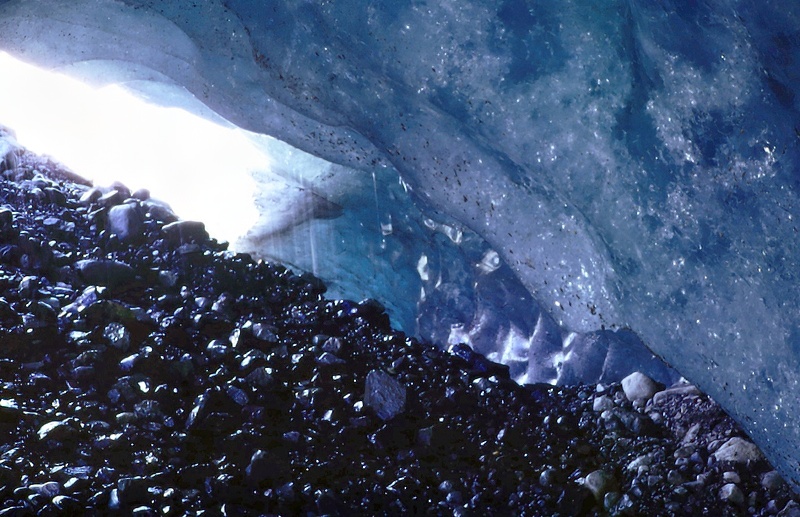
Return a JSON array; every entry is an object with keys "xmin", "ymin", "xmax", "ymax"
[{"xmin": 0, "ymin": 0, "xmax": 799, "ymax": 490}]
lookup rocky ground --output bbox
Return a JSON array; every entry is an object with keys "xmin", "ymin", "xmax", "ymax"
[{"xmin": 0, "ymin": 144, "xmax": 795, "ymax": 516}]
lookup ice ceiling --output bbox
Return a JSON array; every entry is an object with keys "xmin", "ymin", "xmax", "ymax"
[{"xmin": 0, "ymin": 0, "xmax": 799, "ymax": 490}]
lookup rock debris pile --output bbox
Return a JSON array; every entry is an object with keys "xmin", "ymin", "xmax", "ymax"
[{"xmin": 0, "ymin": 145, "xmax": 795, "ymax": 515}]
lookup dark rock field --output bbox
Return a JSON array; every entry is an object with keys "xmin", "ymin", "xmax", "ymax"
[{"xmin": 0, "ymin": 144, "xmax": 795, "ymax": 515}]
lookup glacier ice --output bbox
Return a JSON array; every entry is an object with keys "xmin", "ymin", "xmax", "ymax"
[{"xmin": 0, "ymin": 0, "xmax": 799, "ymax": 490}]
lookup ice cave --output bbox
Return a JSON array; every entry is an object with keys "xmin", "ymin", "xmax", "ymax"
[{"xmin": 0, "ymin": 0, "xmax": 799, "ymax": 506}]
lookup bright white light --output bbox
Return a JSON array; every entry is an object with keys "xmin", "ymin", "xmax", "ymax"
[{"xmin": 0, "ymin": 51, "xmax": 269, "ymax": 244}]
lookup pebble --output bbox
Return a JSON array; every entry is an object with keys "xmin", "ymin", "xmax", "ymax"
[
  {"xmin": 583, "ymin": 469, "xmax": 615, "ymax": 501},
  {"xmin": 719, "ymin": 483, "xmax": 745, "ymax": 505},
  {"xmin": 75, "ymin": 259, "xmax": 136, "ymax": 288},
  {"xmin": 621, "ymin": 372, "xmax": 661, "ymax": 402},
  {"xmin": 763, "ymin": 470, "xmax": 787, "ymax": 492},
  {"xmin": 592, "ymin": 394, "xmax": 614, "ymax": 412},
  {"xmin": 161, "ymin": 220, "xmax": 208, "ymax": 244},
  {"xmin": 713, "ymin": 437, "xmax": 764, "ymax": 463},
  {"xmin": 107, "ymin": 203, "xmax": 144, "ymax": 241}
]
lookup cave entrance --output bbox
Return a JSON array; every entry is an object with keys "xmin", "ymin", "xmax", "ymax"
[{"xmin": 0, "ymin": 51, "xmax": 269, "ymax": 244}]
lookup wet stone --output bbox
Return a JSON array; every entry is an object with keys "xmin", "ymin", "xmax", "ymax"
[
  {"xmin": 161, "ymin": 220, "xmax": 208, "ymax": 245},
  {"xmin": 107, "ymin": 203, "xmax": 144, "ymax": 242},
  {"xmin": 29, "ymin": 482, "xmax": 61, "ymax": 498},
  {"xmin": 720, "ymin": 483, "xmax": 745, "ymax": 505},
  {"xmin": 75, "ymin": 259, "xmax": 136, "ymax": 289},
  {"xmin": 621, "ymin": 372, "xmax": 661, "ymax": 402},
  {"xmin": 117, "ymin": 477, "xmax": 150, "ymax": 506},
  {"xmin": 0, "ymin": 207, "xmax": 13, "ymax": 230},
  {"xmin": 364, "ymin": 370, "xmax": 406, "ymax": 421},
  {"xmin": 713, "ymin": 437, "xmax": 764, "ymax": 464},
  {"xmin": 103, "ymin": 322, "xmax": 131, "ymax": 352},
  {"xmin": 762, "ymin": 470, "xmax": 786, "ymax": 492},
  {"xmin": 98, "ymin": 189, "xmax": 123, "ymax": 208}
]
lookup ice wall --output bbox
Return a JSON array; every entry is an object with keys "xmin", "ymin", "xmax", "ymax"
[{"xmin": 0, "ymin": 0, "xmax": 799, "ymax": 490}]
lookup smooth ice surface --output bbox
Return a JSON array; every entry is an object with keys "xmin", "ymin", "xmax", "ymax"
[{"xmin": 0, "ymin": 0, "xmax": 799, "ymax": 489}]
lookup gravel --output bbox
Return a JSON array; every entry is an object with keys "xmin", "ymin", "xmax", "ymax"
[{"xmin": 0, "ymin": 145, "xmax": 794, "ymax": 515}]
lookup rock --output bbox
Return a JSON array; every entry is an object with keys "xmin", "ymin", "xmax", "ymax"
[
  {"xmin": 161, "ymin": 220, "xmax": 208, "ymax": 245},
  {"xmin": 107, "ymin": 203, "xmax": 144, "ymax": 241},
  {"xmin": 651, "ymin": 383, "xmax": 702, "ymax": 405},
  {"xmin": 626, "ymin": 454, "xmax": 653, "ymax": 472},
  {"xmin": 321, "ymin": 336, "xmax": 342, "ymax": 354},
  {"xmin": 117, "ymin": 476, "xmax": 150, "ymax": 506},
  {"xmin": 75, "ymin": 259, "xmax": 136, "ymax": 288},
  {"xmin": 592, "ymin": 394, "xmax": 614, "ymax": 412},
  {"xmin": 364, "ymin": 370, "xmax": 406, "ymax": 421},
  {"xmin": 0, "ymin": 134, "xmax": 19, "ymax": 173},
  {"xmin": 38, "ymin": 419, "xmax": 79, "ymax": 442},
  {"xmin": 780, "ymin": 501, "xmax": 800, "ymax": 517},
  {"xmin": 251, "ymin": 323, "xmax": 278, "ymax": 343},
  {"xmin": 722, "ymin": 471, "xmax": 741, "ymax": 483},
  {"xmin": 29, "ymin": 481, "xmax": 61, "ymax": 498},
  {"xmin": 719, "ymin": 483, "xmax": 744, "ymax": 505},
  {"xmin": 52, "ymin": 495, "xmax": 82, "ymax": 512},
  {"xmin": 762, "ymin": 470, "xmax": 786, "ymax": 492},
  {"xmin": 103, "ymin": 322, "xmax": 131, "ymax": 351},
  {"xmin": 316, "ymin": 352, "xmax": 345, "ymax": 365},
  {"xmin": 713, "ymin": 437, "xmax": 764, "ymax": 464},
  {"xmin": 621, "ymin": 372, "xmax": 661, "ymax": 402},
  {"xmin": 0, "ymin": 207, "xmax": 13, "ymax": 231},
  {"xmin": 98, "ymin": 189, "xmax": 123, "ymax": 208},
  {"xmin": 79, "ymin": 187, "xmax": 103, "ymax": 205},
  {"xmin": 131, "ymin": 188, "xmax": 150, "ymax": 200},
  {"xmin": 142, "ymin": 199, "xmax": 177, "ymax": 223},
  {"xmin": 583, "ymin": 470, "xmax": 615, "ymax": 501},
  {"xmin": 245, "ymin": 449, "xmax": 288, "ymax": 486}
]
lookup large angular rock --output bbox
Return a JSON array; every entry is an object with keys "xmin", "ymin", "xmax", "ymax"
[{"xmin": 364, "ymin": 370, "xmax": 406, "ymax": 421}]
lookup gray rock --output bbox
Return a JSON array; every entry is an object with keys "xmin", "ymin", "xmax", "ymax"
[
  {"xmin": 583, "ymin": 469, "xmax": 615, "ymax": 501},
  {"xmin": 251, "ymin": 323, "xmax": 278, "ymax": 343},
  {"xmin": 131, "ymin": 188, "xmax": 150, "ymax": 200},
  {"xmin": 621, "ymin": 372, "xmax": 661, "ymax": 402},
  {"xmin": 78, "ymin": 187, "xmax": 103, "ymax": 205},
  {"xmin": 651, "ymin": 383, "xmax": 702, "ymax": 405},
  {"xmin": 364, "ymin": 370, "xmax": 406, "ymax": 421},
  {"xmin": 317, "ymin": 352, "xmax": 345, "ymax": 365},
  {"xmin": 29, "ymin": 481, "xmax": 61, "ymax": 498},
  {"xmin": 722, "ymin": 471, "xmax": 741, "ymax": 483},
  {"xmin": 37, "ymin": 419, "xmax": 79, "ymax": 442},
  {"xmin": 713, "ymin": 437, "xmax": 764, "ymax": 464},
  {"xmin": 592, "ymin": 394, "xmax": 614, "ymax": 412},
  {"xmin": 162, "ymin": 220, "xmax": 209, "ymax": 244},
  {"xmin": 681, "ymin": 422, "xmax": 702, "ymax": 445},
  {"xmin": 107, "ymin": 203, "xmax": 144, "ymax": 241},
  {"xmin": 626, "ymin": 454, "xmax": 653, "ymax": 472},
  {"xmin": 245, "ymin": 449, "xmax": 288, "ymax": 485},
  {"xmin": 0, "ymin": 133, "xmax": 20, "ymax": 173},
  {"xmin": 117, "ymin": 476, "xmax": 150, "ymax": 506},
  {"xmin": 322, "ymin": 336, "xmax": 343, "ymax": 354},
  {"xmin": 245, "ymin": 367, "xmax": 273, "ymax": 388},
  {"xmin": 103, "ymin": 322, "xmax": 131, "ymax": 351},
  {"xmin": 762, "ymin": 470, "xmax": 786, "ymax": 492},
  {"xmin": 719, "ymin": 483, "xmax": 745, "ymax": 505},
  {"xmin": 75, "ymin": 259, "xmax": 136, "ymax": 288},
  {"xmin": 98, "ymin": 189, "xmax": 123, "ymax": 208},
  {"xmin": 780, "ymin": 501, "xmax": 800, "ymax": 517},
  {"xmin": 143, "ymin": 199, "xmax": 177, "ymax": 223}
]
